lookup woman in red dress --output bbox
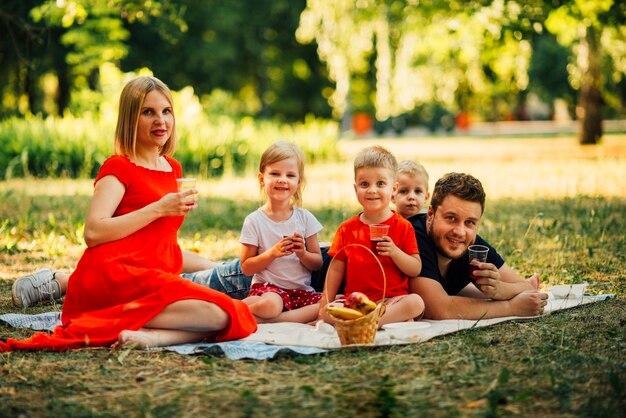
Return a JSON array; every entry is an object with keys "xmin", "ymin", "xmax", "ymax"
[{"xmin": 1, "ymin": 76, "xmax": 256, "ymax": 351}]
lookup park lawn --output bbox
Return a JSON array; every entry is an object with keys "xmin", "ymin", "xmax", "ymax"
[{"xmin": 1, "ymin": 135, "xmax": 625, "ymax": 417}]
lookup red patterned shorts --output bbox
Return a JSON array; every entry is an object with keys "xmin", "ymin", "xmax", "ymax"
[{"xmin": 248, "ymin": 283, "xmax": 322, "ymax": 311}]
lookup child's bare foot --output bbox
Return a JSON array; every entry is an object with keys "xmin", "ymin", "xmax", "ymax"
[{"xmin": 114, "ymin": 329, "xmax": 160, "ymax": 349}]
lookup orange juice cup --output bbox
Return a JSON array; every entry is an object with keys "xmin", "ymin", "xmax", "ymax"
[{"xmin": 176, "ymin": 178, "xmax": 197, "ymax": 206}]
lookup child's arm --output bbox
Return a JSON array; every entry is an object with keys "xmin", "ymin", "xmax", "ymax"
[
  {"xmin": 291, "ymin": 232, "xmax": 323, "ymax": 272},
  {"xmin": 317, "ymin": 259, "xmax": 345, "ymax": 322},
  {"xmin": 239, "ymin": 237, "xmax": 293, "ymax": 276},
  {"xmin": 376, "ymin": 237, "xmax": 422, "ymax": 277}
]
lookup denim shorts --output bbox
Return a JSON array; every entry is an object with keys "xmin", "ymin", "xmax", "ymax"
[
  {"xmin": 181, "ymin": 247, "xmax": 338, "ymax": 299},
  {"xmin": 181, "ymin": 259, "xmax": 252, "ymax": 300}
]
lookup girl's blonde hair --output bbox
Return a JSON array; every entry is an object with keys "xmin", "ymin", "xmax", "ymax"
[
  {"xmin": 259, "ymin": 141, "xmax": 306, "ymax": 207},
  {"xmin": 114, "ymin": 76, "xmax": 177, "ymax": 158}
]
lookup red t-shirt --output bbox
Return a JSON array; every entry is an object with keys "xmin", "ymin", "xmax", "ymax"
[{"xmin": 328, "ymin": 211, "xmax": 419, "ymax": 301}]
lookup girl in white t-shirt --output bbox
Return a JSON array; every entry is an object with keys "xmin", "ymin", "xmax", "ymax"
[{"xmin": 239, "ymin": 141, "xmax": 323, "ymax": 323}]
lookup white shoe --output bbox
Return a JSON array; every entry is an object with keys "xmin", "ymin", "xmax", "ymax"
[{"xmin": 12, "ymin": 268, "xmax": 61, "ymax": 308}]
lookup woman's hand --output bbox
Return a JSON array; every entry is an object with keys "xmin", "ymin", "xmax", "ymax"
[{"xmin": 155, "ymin": 188, "xmax": 198, "ymax": 216}]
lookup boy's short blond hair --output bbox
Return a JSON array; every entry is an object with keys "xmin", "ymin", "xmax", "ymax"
[
  {"xmin": 354, "ymin": 146, "xmax": 398, "ymax": 180},
  {"xmin": 397, "ymin": 160, "xmax": 429, "ymax": 184}
]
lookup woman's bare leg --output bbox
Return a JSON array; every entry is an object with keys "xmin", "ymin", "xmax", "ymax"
[
  {"xmin": 144, "ymin": 299, "xmax": 229, "ymax": 332},
  {"xmin": 53, "ymin": 272, "xmax": 70, "ymax": 293},
  {"xmin": 117, "ymin": 328, "xmax": 212, "ymax": 348},
  {"xmin": 116, "ymin": 299, "xmax": 230, "ymax": 349}
]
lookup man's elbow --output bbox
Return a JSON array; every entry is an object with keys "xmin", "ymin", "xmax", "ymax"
[
  {"xmin": 421, "ymin": 298, "xmax": 456, "ymax": 320},
  {"xmin": 423, "ymin": 306, "xmax": 451, "ymax": 320}
]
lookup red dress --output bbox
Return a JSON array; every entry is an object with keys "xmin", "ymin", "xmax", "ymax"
[{"xmin": 1, "ymin": 155, "xmax": 256, "ymax": 351}]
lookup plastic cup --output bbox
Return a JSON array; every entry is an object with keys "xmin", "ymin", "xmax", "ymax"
[
  {"xmin": 176, "ymin": 178, "xmax": 197, "ymax": 206},
  {"xmin": 369, "ymin": 224, "xmax": 390, "ymax": 254},
  {"xmin": 468, "ymin": 244, "xmax": 489, "ymax": 281}
]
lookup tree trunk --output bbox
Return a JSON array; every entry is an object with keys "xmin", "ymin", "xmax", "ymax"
[
  {"xmin": 25, "ymin": 65, "xmax": 36, "ymax": 115},
  {"xmin": 577, "ymin": 24, "xmax": 603, "ymax": 145},
  {"xmin": 56, "ymin": 68, "xmax": 70, "ymax": 116},
  {"xmin": 374, "ymin": 15, "xmax": 391, "ymax": 122}
]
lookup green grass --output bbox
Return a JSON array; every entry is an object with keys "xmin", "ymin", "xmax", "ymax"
[{"xmin": 1, "ymin": 135, "xmax": 625, "ymax": 417}]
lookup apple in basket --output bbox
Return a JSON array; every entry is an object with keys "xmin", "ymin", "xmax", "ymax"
[
  {"xmin": 344, "ymin": 292, "xmax": 377, "ymax": 315},
  {"xmin": 326, "ymin": 292, "xmax": 377, "ymax": 321}
]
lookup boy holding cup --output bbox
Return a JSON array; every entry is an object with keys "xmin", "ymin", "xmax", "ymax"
[{"xmin": 318, "ymin": 146, "xmax": 424, "ymax": 326}]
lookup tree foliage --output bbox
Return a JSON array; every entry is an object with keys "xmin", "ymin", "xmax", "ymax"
[
  {"xmin": 0, "ymin": 0, "xmax": 330, "ymax": 121},
  {"xmin": 298, "ymin": 0, "xmax": 625, "ymax": 141},
  {"xmin": 0, "ymin": 0, "xmax": 624, "ymax": 142}
]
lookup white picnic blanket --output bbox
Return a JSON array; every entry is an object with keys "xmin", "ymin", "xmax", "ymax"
[
  {"xmin": 0, "ymin": 293, "xmax": 614, "ymax": 359},
  {"xmin": 239, "ymin": 293, "xmax": 613, "ymax": 348}
]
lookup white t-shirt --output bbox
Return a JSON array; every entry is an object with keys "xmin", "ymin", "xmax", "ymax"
[{"xmin": 240, "ymin": 207, "xmax": 323, "ymax": 291}]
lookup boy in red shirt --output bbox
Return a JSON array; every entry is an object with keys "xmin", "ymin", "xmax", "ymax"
[{"xmin": 318, "ymin": 146, "xmax": 424, "ymax": 326}]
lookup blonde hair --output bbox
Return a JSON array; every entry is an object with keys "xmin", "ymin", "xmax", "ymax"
[
  {"xmin": 114, "ymin": 76, "xmax": 177, "ymax": 158},
  {"xmin": 398, "ymin": 160, "xmax": 429, "ymax": 184},
  {"xmin": 259, "ymin": 141, "xmax": 306, "ymax": 207},
  {"xmin": 353, "ymin": 145, "xmax": 398, "ymax": 180}
]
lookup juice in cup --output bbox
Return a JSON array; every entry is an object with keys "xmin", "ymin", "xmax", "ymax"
[
  {"xmin": 369, "ymin": 224, "xmax": 390, "ymax": 254},
  {"xmin": 468, "ymin": 245, "xmax": 489, "ymax": 281},
  {"xmin": 176, "ymin": 178, "xmax": 197, "ymax": 206}
]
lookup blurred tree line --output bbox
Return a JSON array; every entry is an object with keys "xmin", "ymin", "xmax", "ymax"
[
  {"xmin": 0, "ymin": 0, "xmax": 332, "ymax": 121},
  {"xmin": 1, "ymin": 0, "xmax": 625, "ymax": 144}
]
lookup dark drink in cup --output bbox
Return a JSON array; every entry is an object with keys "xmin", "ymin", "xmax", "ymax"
[
  {"xmin": 469, "ymin": 262, "xmax": 480, "ymax": 281},
  {"xmin": 370, "ymin": 238, "xmax": 385, "ymax": 253},
  {"xmin": 368, "ymin": 224, "xmax": 390, "ymax": 255},
  {"xmin": 468, "ymin": 245, "xmax": 489, "ymax": 282}
]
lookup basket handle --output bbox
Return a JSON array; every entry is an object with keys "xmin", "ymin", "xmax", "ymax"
[{"xmin": 322, "ymin": 243, "xmax": 387, "ymax": 311}]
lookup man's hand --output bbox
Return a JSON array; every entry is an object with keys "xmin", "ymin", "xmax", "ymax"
[
  {"xmin": 473, "ymin": 262, "xmax": 502, "ymax": 298},
  {"xmin": 509, "ymin": 290, "xmax": 548, "ymax": 317},
  {"xmin": 475, "ymin": 263, "xmax": 534, "ymax": 300}
]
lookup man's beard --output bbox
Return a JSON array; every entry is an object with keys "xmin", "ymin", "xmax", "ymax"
[{"xmin": 427, "ymin": 218, "xmax": 458, "ymax": 261}]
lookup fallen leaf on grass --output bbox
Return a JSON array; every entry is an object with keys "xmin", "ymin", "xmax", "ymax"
[{"xmin": 467, "ymin": 399, "xmax": 488, "ymax": 409}]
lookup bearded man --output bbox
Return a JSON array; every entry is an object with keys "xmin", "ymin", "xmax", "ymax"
[{"xmin": 408, "ymin": 172, "xmax": 547, "ymax": 320}]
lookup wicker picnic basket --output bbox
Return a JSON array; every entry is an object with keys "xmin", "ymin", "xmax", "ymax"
[{"xmin": 325, "ymin": 243, "xmax": 386, "ymax": 346}]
